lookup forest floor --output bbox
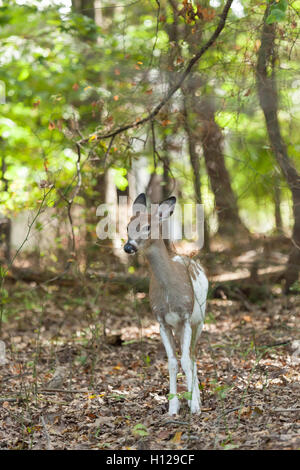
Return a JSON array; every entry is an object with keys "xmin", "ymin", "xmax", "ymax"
[{"xmin": 0, "ymin": 261, "xmax": 300, "ymax": 450}]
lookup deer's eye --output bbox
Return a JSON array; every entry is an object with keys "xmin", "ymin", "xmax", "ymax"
[{"xmin": 145, "ymin": 225, "xmax": 150, "ymax": 232}]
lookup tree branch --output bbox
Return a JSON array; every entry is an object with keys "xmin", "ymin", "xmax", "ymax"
[{"xmin": 78, "ymin": 0, "xmax": 233, "ymax": 144}]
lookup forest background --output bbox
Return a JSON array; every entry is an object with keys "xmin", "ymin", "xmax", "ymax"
[{"xmin": 0, "ymin": 0, "xmax": 299, "ymax": 450}]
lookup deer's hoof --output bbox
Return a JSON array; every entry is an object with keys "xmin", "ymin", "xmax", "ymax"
[
  {"xmin": 168, "ymin": 397, "xmax": 180, "ymax": 416},
  {"xmin": 190, "ymin": 405, "xmax": 201, "ymax": 414},
  {"xmin": 189, "ymin": 396, "xmax": 201, "ymax": 414}
]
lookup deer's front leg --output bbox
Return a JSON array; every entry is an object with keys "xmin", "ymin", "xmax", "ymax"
[{"xmin": 159, "ymin": 323, "xmax": 180, "ymax": 415}]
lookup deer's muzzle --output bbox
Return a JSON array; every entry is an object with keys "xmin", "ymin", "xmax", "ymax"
[{"xmin": 124, "ymin": 242, "xmax": 137, "ymax": 254}]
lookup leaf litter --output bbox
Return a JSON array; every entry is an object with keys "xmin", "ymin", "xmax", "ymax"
[{"xmin": 0, "ymin": 281, "xmax": 299, "ymax": 450}]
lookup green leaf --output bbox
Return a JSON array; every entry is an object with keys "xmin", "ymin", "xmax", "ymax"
[
  {"xmin": 0, "ymin": 266, "xmax": 6, "ymax": 279},
  {"xmin": 276, "ymin": 0, "xmax": 288, "ymax": 12},
  {"xmin": 17, "ymin": 68, "xmax": 30, "ymax": 81},
  {"xmin": 222, "ymin": 443, "xmax": 240, "ymax": 450},
  {"xmin": 266, "ymin": 8, "xmax": 286, "ymax": 24},
  {"xmin": 183, "ymin": 391, "xmax": 193, "ymax": 401},
  {"xmin": 113, "ymin": 168, "xmax": 128, "ymax": 191},
  {"xmin": 0, "ymin": 288, "xmax": 8, "ymax": 299},
  {"xmin": 168, "ymin": 393, "xmax": 177, "ymax": 401},
  {"xmin": 132, "ymin": 423, "xmax": 149, "ymax": 437}
]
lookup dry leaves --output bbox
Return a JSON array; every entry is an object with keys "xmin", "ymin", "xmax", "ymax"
[{"xmin": 0, "ymin": 279, "xmax": 299, "ymax": 450}]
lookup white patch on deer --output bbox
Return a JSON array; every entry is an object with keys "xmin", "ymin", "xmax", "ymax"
[
  {"xmin": 165, "ymin": 311, "xmax": 181, "ymax": 328},
  {"xmin": 190, "ymin": 261, "xmax": 208, "ymax": 326},
  {"xmin": 159, "ymin": 324, "xmax": 180, "ymax": 415},
  {"xmin": 172, "ymin": 255, "xmax": 185, "ymax": 264}
]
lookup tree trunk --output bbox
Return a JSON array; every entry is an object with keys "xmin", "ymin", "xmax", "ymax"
[
  {"xmin": 72, "ymin": 0, "xmax": 95, "ymax": 20},
  {"xmin": 185, "ymin": 84, "xmax": 249, "ymax": 239},
  {"xmin": 166, "ymin": 0, "xmax": 244, "ymax": 240},
  {"xmin": 161, "ymin": 137, "xmax": 172, "ymax": 200},
  {"xmin": 256, "ymin": 3, "xmax": 300, "ymax": 292},
  {"xmin": 0, "ymin": 217, "xmax": 11, "ymax": 263},
  {"xmin": 182, "ymin": 92, "xmax": 210, "ymax": 251},
  {"xmin": 0, "ymin": 153, "xmax": 11, "ymax": 263},
  {"xmin": 274, "ymin": 173, "xmax": 283, "ymax": 233}
]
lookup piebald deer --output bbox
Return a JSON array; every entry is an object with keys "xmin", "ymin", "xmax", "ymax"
[{"xmin": 124, "ymin": 194, "xmax": 208, "ymax": 415}]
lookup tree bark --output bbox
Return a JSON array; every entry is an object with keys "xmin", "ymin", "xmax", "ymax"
[
  {"xmin": 72, "ymin": 0, "xmax": 95, "ymax": 21},
  {"xmin": 0, "ymin": 153, "xmax": 11, "ymax": 263},
  {"xmin": 274, "ymin": 173, "xmax": 283, "ymax": 233},
  {"xmin": 184, "ymin": 85, "xmax": 249, "ymax": 238},
  {"xmin": 182, "ymin": 92, "xmax": 210, "ymax": 250},
  {"xmin": 256, "ymin": 3, "xmax": 300, "ymax": 292},
  {"xmin": 167, "ymin": 0, "xmax": 247, "ymax": 240},
  {"xmin": 0, "ymin": 217, "xmax": 11, "ymax": 263}
]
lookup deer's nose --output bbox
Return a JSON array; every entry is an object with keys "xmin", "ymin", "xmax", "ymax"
[{"xmin": 124, "ymin": 242, "xmax": 137, "ymax": 254}]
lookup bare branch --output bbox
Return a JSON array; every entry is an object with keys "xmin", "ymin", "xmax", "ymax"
[{"xmin": 78, "ymin": 0, "xmax": 234, "ymax": 144}]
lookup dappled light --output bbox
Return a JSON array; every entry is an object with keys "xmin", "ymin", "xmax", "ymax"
[{"xmin": 0, "ymin": 0, "xmax": 299, "ymax": 452}]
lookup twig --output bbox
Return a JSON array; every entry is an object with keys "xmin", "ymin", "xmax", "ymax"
[
  {"xmin": 0, "ymin": 187, "xmax": 53, "ymax": 334},
  {"xmin": 216, "ymin": 406, "xmax": 240, "ymax": 420},
  {"xmin": 263, "ymin": 340, "xmax": 291, "ymax": 348},
  {"xmin": 40, "ymin": 415, "xmax": 53, "ymax": 450},
  {"xmin": 1, "ymin": 372, "xmax": 32, "ymax": 383},
  {"xmin": 6, "ymin": 187, "xmax": 53, "ymax": 270},
  {"xmin": 103, "ymin": 135, "xmax": 115, "ymax": 168},
  {"xmin": 149, "ymin": 0, "xmax": 160, "ymax": 68},
  {"xmin": 41, "ymin": 142, "xmax": 83, "ymax": 286},
  {"xmin": 216, "ymin": 405, "xmax": 300, "ymax": 421},
  {"xmin": 150, "ymin": 121, "xmax": 176, "ymax": 197},
  {"xmin": 163, "ymin": 420, "xmax": 189, "ymax": 425},
  {"xmin": 39, "ymin": 388, "xmax": 90, "ymax": 394},
  {"xmin": 271, "ymin": 408, "xmax": 300, "ymax": 413},
  {"xmin": 78, "ymin": 0, "xmax": 234, "ymax": 144},
  {"xmin": 0, "ymin": 397, "xmax": 26, "ymax": 402}
]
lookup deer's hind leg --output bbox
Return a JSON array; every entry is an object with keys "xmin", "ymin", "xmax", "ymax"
[{"xmin": 180, "ymin": 321, "xmax": 202, "ymax": 414}]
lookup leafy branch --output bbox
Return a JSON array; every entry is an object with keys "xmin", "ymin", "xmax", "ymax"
[{"xmin": 78, "ymin": 0, "xmax": 234, "ymax": 145}]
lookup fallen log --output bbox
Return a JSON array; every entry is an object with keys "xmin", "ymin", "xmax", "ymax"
[
  {"xmin": 4, "ymin": 265, "xmax": 286, "ymax": 300},
  {"xmin": 5, "ymin": 266, "xmax": 149, "ymax": 292}
]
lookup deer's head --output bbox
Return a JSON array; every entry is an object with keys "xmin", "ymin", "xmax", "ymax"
[{"xmin": 124, "ymin": 193, "xmax": 176, "ymax": 254}]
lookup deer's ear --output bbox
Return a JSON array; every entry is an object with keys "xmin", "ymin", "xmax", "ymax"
[
  {"xmin": 133, "ymin": 193, "xmax": 147, "ymax": 213},
  {"xmin": 158, "ymin": 196, "xmax": 176, "ymax": 220}
]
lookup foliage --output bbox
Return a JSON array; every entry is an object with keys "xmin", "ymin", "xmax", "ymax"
[
  {"xmin": 0, "ymin": 0, "xmax": 299, "ymax": 235},
  {"xmin": 266, "ymin": 0, "xmax": 288, "ymax": 24}
]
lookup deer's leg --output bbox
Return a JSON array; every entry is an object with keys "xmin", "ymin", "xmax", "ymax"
[
  {"xmin": 181, "ymin": 321, "xmax": 201, "ymax": 414},
  {"xmin": 191, "ymin": 323, "xmax": 203, "ymax": 413},
  {"xmin": 159, "ymin": 323, "xmax": 180, "ymax": 415}
]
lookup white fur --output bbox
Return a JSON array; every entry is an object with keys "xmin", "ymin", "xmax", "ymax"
[
  {"xmin": 190, "ymin": 261, "xmax": 208, "ymax": 326},
  {"xmin": 172, "ymin": 255, "xmax": 185, "ymax": 264},
  {"xmin": 181, "ymin": 322, "xmax": 201, "ymax": 413},
  {"xmin": 164, "ymin": 258, "xmax": 208, "ymax": 415},
  {"xmin": 160, "ymin": 324, "xmax": 180, "ymax": 415},
  {"xmin": 163, "ymin": 259, "xmax": 208, "ymax": 415},
  {"xmin": 165, "ymin": 311, "xmax": 181, "ymax": 328}
]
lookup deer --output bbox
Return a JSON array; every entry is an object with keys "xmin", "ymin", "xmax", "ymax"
[{"xmin": 124, "ymin": 193, "xmax": 208, "ymax": 415}]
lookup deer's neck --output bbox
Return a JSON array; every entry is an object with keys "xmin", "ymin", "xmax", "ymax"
[{"xmin": 145, "ymin": 240, "xmax": 175, "ymax": 287}]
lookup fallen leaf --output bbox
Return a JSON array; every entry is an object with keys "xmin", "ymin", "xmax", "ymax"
[
  {"xmin": 242, "ymin": 315, "xmax": 252, "ymax": 322},
  {"xmin": 172, "ymin": 431, "xmax": 182, "ymax": 444}
]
